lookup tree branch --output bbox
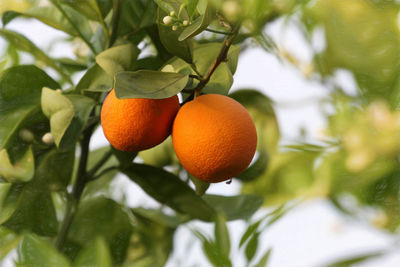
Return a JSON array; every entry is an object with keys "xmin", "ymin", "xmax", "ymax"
[{"xmin": 193, "ymin": 26, "xmax": 239, "ymax": 98}]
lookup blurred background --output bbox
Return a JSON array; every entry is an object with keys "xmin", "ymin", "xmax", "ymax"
[{"xmin": 2, "ymin": 0, "xmax": 400, "ymax": 266}]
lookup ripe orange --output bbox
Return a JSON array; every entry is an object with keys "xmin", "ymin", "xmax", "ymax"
[
  {"xmin": 172, "ymin": 94, "xmax": 257, "ymax": 183},
  {"xmin": 101, "ymin": 89, "xmax": 180, "ymax": 152}
]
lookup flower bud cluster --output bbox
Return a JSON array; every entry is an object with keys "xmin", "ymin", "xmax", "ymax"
[{"xmin": 162, "ymin": 10, "xmax": 190, "ymax": 31}]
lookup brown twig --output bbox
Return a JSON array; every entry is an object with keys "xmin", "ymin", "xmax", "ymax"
[{"xmin": 193, "ymin": 26, "xmax": 239, "ymax": 98}]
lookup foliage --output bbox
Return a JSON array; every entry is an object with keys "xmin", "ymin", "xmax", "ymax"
[{"xmin": 1, "ymin": 0, "xmax": 400, "ymax": 266}]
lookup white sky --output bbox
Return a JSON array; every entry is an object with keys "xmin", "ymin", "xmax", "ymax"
[{"xmin": 2, "ymin": 16, "xmax": 400, "ymax": 267}]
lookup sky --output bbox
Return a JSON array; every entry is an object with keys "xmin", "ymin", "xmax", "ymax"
[{"xmin": 1, "ymin": 15, "xmax": 400, "ymax": 267}]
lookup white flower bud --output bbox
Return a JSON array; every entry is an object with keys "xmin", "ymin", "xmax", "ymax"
[
  {"xmin": 163, "ymin": 16, "xmax": 173, "ymax": 25},
  {"xmin": 42, "ymin": 132, "xmax": 54, "ymax": 145},
  {"xmin": 183, "ymin": 20, "xmax": 189, "ymax": 26},
  {"xmin": 172, "ymin": 25, "xmax": 178, "ymax": 31},
  {"xmin": 169, "ymin": 11, "xmax": 175, "ymax": 16}
]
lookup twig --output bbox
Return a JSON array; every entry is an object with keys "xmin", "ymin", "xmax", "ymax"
[
  {"xmin": 55, "ymin": 124, "xmax": 95, "ymax": 250},
  {"xmin": 88, "ymin": 166, "xmax": 119, "ymax": 181},
  {"xmin": 205, "ymin": 28, "xmax": 234, "ymax": 35},
  {"xmin": 193, "ymin": 26, "xmax": 239, "ymax": 97},
  {"xmin": 86, "ymin": 149, "xmax": 113, "ymax": 178}
]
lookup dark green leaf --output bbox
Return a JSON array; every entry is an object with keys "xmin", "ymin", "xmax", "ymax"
[
  {"xmin": 157, "ymin": 3, "xmax": 193, "ymax": 63},
  {"xmin": 34, "ymin": 148, "xmax": 75, "ymax": 191},
  {"xmin": 239, "ymin": 221, "xmax": 261, "ymax": 248},
  {"xmin": 203, "ymin": 194, "xmax": 263, "ymax": 221},
  {"xmin": 252, "ymin": 248, "xmax": 272, "ymax": 267},
  {"xmin": 0, "ymin": 65, "xmax": 59, "ymax": 154},
  {"xmin": 111, "ymin": 147, "xmax": 137, "ymax": 168},
  {"xmin": 0, "ymin": 146, "xmax": 34, "ymax": 183},
  {"xmin": 126, "ymin": 207, "xmax": 176, "ymax": 266},
  {"xmin": 132, "ymin": 208, "xmax": 188, "ymax": 228},
  {"xmin": 59, "ymin": 94, "xmax": 96, "ymax": 151},
  {"xmin": 237, "ymin": 152, "xmax": 269, "ymax": 182},
  {"xmin": 75, "ymin": 64, "xmax": 112, "ymax": 94},
  {"xmin": 41, "ymin": 87, "xmax": 75, "ymax": 148},
  {"xmin": 122, "ymin": 163, "xmax": 216, "ymax": 221},
  {"xmin": 18, "ymin": 234, "xmax": 71, "ymax": 267},
  {"xmin": 0, "ymin": 183, "xmax": 22, "ymax": 224},
  {"xmin": 215, "ymin": 213, "xmax": 230, "ymax": 257},
  {"xmin": 2, "ymin": 11, "xmax": 19, "ymax": 26},
  {"xmin": 74, "ymin": 237, "xmax": 113, "ymax": 267},
  {"xmin": 153, "ymin": 0, "xmax": 174, "ymax": 13},
  {"xmin": 114, "ymin": 70, "xmax": 189, "ymax": 99},
  {"xmin": 187, "ymin": 0, "xmax": 199, "ymax": 17},
  {"xmin": 67, "ymin": 197, "xmax": 133, "ymax": 265},
  {"xmin": 61, "ymin": 0, "xmax": 110, "ymax": 22},
  {"xmin": 194, "ymin": 231, "xmax": 232, "ymax": 267},
  {"xmin": 245, "ymin": 231, "xmax": 259, "ymax": 263},
  {"xmin": 3, "ymin": 184, "xmax": 59, "ymax": 236},
  {"xmin": 96, "ymin": 43, "xmax": 140, "ymax": 77},
  {"xmin": 190, "ymin": 174, "xmax": 210, "ymax": 196},
  {"xmin": 178, "ymin": 4, "xmax": 212, "ymax": 41},
  {"xmin": 0, "ymin": 226, "xmax": 21, "ymax": 260}
]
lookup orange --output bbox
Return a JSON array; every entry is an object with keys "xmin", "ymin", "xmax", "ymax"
[
  {"xmin": 172, "ymin": 94, "xmax": 257, "ymax": 183},
  {"xmin": 101, "ymin": 89, "xmax": 180, "ymax": 152}
]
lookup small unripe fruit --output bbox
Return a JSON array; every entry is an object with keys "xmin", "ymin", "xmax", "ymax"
[
  {"xmin": 42, "ymin": 132, "xmax": 54, "ymax": 145},
  {"xmin": 163, "ymin": 16, "xmax": 173, "ymax": 25},
  {"xmin": 183, "ymin": 20, "xmax": 189, "ymax": 26},
  {"xmin": 169, "ymin": 11, "xmax": 175, "ymax": 16},
  {"xmin": 19, "ymin": 129, "xmax": 34, "ymax": 143},
  {"xmin": 172, "ymin": 25, "xmax": 178, "ymax": 31}
]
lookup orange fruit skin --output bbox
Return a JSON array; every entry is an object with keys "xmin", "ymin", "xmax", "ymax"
[
  {"xmin": 172, "ymin": 94, "xmax": 257, "ymax": 183},
  {"xmin": 101, "ymin": 89, "xmax": 180, "ymax": 152}
]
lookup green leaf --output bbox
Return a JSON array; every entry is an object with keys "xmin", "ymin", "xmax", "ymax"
[
  {"xmin": 157, "ymin": 2, "xmax": 193, "ymax": 63},
  {"xmin": 154, "ymin": 0, "xmax": 175, "ymax": 13},
  {"xmin": 59, "ymin": 95, "xmax": 96, "ymax": 151},
  {"xmin": 18, "ymin": 234, "xmax": 71, "ymax": 267},
  {"xmin": 139, "ymin": 137, "xmax": 177, "ymax": 167},
  {"xmin": 178, "ymin": 4, "xmax": 212, "ymax": 41},
  {"xmin": 96, "ymin": 43, "xmax": 140, "ymax": 77},
  {"xmin": 67, "ymin": 197, "xmax": 133, "ymax": 264},
  {"xmin": 83, "ymin": 146, "xmax": 119, "ymax": 199},
  {"xmin": 0, "ymin": 65, "xmax": 59, "ymax": 150},
  {"xmin": 61, "ymin": 0, "xmax": 111, "ymax": 22},
  {"xmin": 252, "ymin": 248, "xmax": 272, "ymax": 267},
  {"xmin": 126, "ymin": 207, "xmax": 176, "ymax": 267},
  {"xmin": 239, "ymin": 221, "xmax": 261, "ymax": 248},
  {"xmin": 114, "ymin": 70, "xmax": 189, "ymax": 99},
  {"xmin": 0, "ymin": 30, "xmax": 71, "ymax": 83},
  {"xmin": 215, "ymin": 213, "xmax": 230, "ymax": 257},
  {"xmin": 0, "ymin": 146, "xmax": 34, "ymax": 183},
  {"xmin": 75, "ymin": 237, "xmax": 113, "ymax": 267},
  {"xmin": 34, "ymin": 148, "xmax": 75, "ymax": 191},
  {"xmin": 190, "ymin": 174, "xmax": 210, "ymax": 196},
  {"xmin": 3, "ymin": 6, "xmax": 92, "ymax": 38},
  {"xmin": 324, "ymin": 251, "xmax": 385, "ymax": 267},
  {"xmin": 194, "ymin": 230, "xmax": 232, "ymax": 267},
  {"xmin": 132, "ymin": 208, "xmax": 188, "ymax": 228},
  {"xmin": 3, "ymin": 184, "xmax": 59, "ymax": 236},
  {"xmin": 41, "ymin": 87, "xmax": 75, "ymax": 148},
  {"xmin": 122, "ymin": 163, "xmax": 216, "ymax": 221},
  {"xmin": 0, "ymin": 183, "xmax": 22, "ymax": 224},
  {"xmin": 203, "ymin": 194, "xmax": 263, "ymax": 221},
  {"xmin": 186, "ymin": 0, "xmax": 199, "ymax": 17},
  {"xmin": 245, "ymin": 231, "xmax": 259, "ymax": 263},
  {"xmin": 238, "ymin": 152, "xmax": 269, "ymax": 182},
  {"xmin": 0, "ymin": 226, "xmax": 21, "ymax": 261},
  {"xmin": 75, "ymin": 64, "xmax": 112, "ymax": 94}
]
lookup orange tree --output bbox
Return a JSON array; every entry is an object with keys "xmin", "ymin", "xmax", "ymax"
[{"xmin": 1, "ymin": 0, "xmax": 400, "ymax": 266}]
